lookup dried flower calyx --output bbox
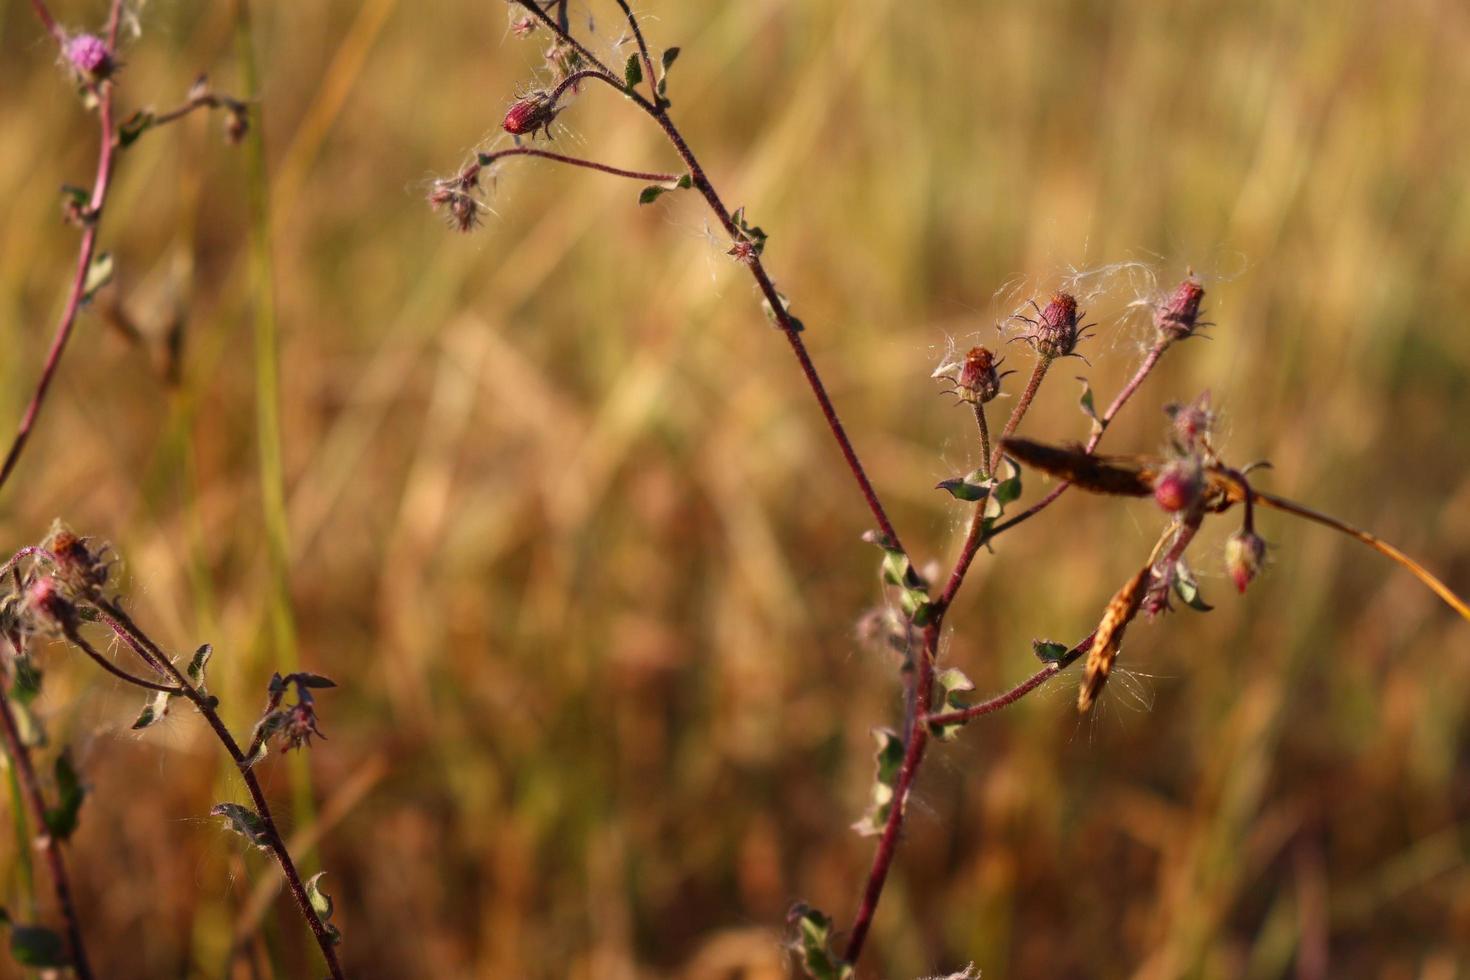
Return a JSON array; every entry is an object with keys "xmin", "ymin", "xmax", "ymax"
[
  {"xmin": 1013, "ymin": 292, "xmax": 1092, "ymax": 361},
  {"xmin": 1155, "ymin": 276, "xmax": 1207, "ymax": 342},
  {"xmin": 503, "ymin": 91, "xmax": 560, "ymax": 139}
]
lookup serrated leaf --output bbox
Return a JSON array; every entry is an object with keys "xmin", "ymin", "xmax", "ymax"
[
  {"xmin": 186, "ymin": 643, "xmax": 213, "ymax": 688},
  {"xmin": 306, "ymin": 872, "xmax": 343, "ymax": 945},
  {"xmin": 210, "ymin": 803, "xmax": 271, "ymax": 849},
  {"xmin": 929, "ymin": 668, "xmax": 975, "ymax": 741},
  {"xmin": 118, "ymin": 109, "xmax": 155, "ymax": 148},
  {"xmin": 42, "ymin": 751, "xmax": 84, "ymax": 842},
  {"xmin": 851, "ymin": 728, "xmax": 905, "ymax": 837},
  {"xmin": 789, "ymin": 904, "xmax": 853, "ymax": 980},
  {"xmin": 623, "ymin": 52, "xmax": 643, "ymax": 91},
  {"xmin": 1172, "ymin": 560, "xmax": 1214, "ymax": 611},
  {"xmin": 8, "ymin": 924, "xmax": 68, "ymax": 967},
  {"xmin": 1077, "ymin": 376, "xmax": 1104, "ymax": 438},
  {"xmin": 132, "ymin": 688, "xmax": 170, "ymax": 730},
  {"xmin": 1032, "ymin": 640, "xmax": 1070, "ymax": 664},
  {"xmin": 936, "ymin": 469, "xmax": 990, "ymax": 502},
  {"xmin": 81, "ymin": 252, "xmax": 113, "ymax": 304}
]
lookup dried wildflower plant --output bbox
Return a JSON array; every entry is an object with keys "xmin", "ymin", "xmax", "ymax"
[
  {"xmin": 1, "ymin": 4, "xmax": 344, "ymax": 978},
  {"xmin": 430, "ymin": 4, "xmax": 1470, "ymax": 976}
]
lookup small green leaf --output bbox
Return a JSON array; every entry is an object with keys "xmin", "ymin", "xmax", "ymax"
[
  {"xmin": 862, "ymin": 531, "xmax": 934, "ymax": 626},
  {"xmin": 656, "ymin": 46, "xmax": 681, "ymax": 104},
  {"xmin": 8, "ymin": 924, "xmax": 69, "ymax": 968},
  {"xmin": 760, "ymin": 290, "xmax": 804, "ymax": 333},
  {"xmin": 637, "ymin": 173, "xmax": 692, "ymax": 205},
  {"xmin": 1077, "ymin": 376, "xmax": 1103, "ymax": 439},
  {"xmin": 59, "ymin": 184, "xmax": 89, "ymax": 207},
  {"xmin": 118, "ymin": 109, "xmax": 155, "ymax": 148},
  {"xmin": 1172, "ymin": 560, "xmax": 1213, "ymax": 612},
  {"xmin": 186, "ymin": 643, "xmax": 213, "ymax": 688},
  {"xmin": 936, "ymin": 469, "xmax": 990, "ymax": 502},
  {"xmin": 661, "ymin": 47, "xmax": 682, "ymax": 71},
  {"xmin": 788, "ymin": 904, "xmax": 853, "ymax": 980},
  {"xmin": 851, "ymin": 728, "xmax": 906, "ymax": 837},
  {"xmin": 210, "ymin": 803, "xmax": 271, "ymax": 849},
  {"xmin": 623, "ymin": 52, "xmax": 643, "ymax": 91},
  {"xmin": 9, "ymin": 657, "xmax": 42, "ymax": 706},
  {"xmin": 290, "ymin": 673, "xmax": 337, "ymax": 690},
  {"xmin": 81, "ymin": 252, "xmax": 113, "ymax": 304},
  {"xmin": 929, "ymin": 668, "xmax": 975, "ymax": 741},
  {"xmin": 1032, "ymin": 640, "xmax": 1070, "ymax": 664},
  {"xmin": 131, "ymin": 688, "xmax": 170, "ymax": 730},
  {"xmin": 42, "ymin": 751, "xmax": 85, "ymax": 842},
  {"xmin": 306, "ymin": 872, "xmax": 343, "ymax": 946}
]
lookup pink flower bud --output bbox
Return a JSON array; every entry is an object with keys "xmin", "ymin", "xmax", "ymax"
[
  {"xmin": 26, "ymin": 577, "xmax": 75, "ymax": 627},
  {"xmin": 1152, "ymin": 460, "xmax": 1202, "ymax": 513},
  {"xmin": 65, "ymin": 33, "xmax": 114, "ymax": 81},
  {"xmin": 503, "ymin": 93, "xmax": 558, "ymax": 138},
  {"xmin": 1156, "ymin": 277, "xmax": 1205, "ymax": 341},
  {"xmin": 1225, "ymin": 529, "xmax": 1267, "ymax": 593},
  {"xmin": 1032, "ymin": 293, "xmax": 1080, "ymax": 360}
]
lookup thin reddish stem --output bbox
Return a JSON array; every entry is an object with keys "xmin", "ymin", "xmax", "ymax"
[
  {"xmin": 611, "ymin": 0, "xmax": 659, "ymax": 102},
  {"xmin": 0, "ymin": 654, "xmax": 94, "ymax": 979},
  {"xmin": 479, "ymin": 146, "xmax": 678, "ymax": 185},
  {"xmin": 28, "ymin": 0, "xmax": 63, "ymax": 43}
]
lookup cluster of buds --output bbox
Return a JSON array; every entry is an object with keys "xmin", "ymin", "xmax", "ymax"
[
  {"xmin": 44, "ymin": 521, "xmax": 112, "ymax": 598},
  {"xmin": 254, "ymin": 671, "xmax": 336, "ymax": 755},
  {"xmin": 65, "ymin": 32, "xmax": 115, "ymax": 84},
  {"xmin": 502, "ymin": 91, "xmax": 560, "ymax": 139},
  {"xmin": 1155, "ymin": 276, "xmax": 1207, "ymax": 343},
  {"xmin": 428, "ymin": 163, "xmax": 484, "ymax": 234},
  {"xmin": 1014, "ymin": 292, "xmax": 1089, "ymax": 361}
]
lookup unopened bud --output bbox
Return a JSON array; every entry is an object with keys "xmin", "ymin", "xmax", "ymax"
[
  {"xmin": 26, "ymin": 577, "xmax": 75, "ymax": 628},
  {"xmin": 1156, "ymin": 277, "xmax": 1205, "ymax": 341},
  {"xmin": 503, "ymin": 93, "xmax": 558, "ymax": 138},
  {"xmin": 958, "ymin": 346, "xmax": 1004, "ymax": 403},
  {"xmin": 1165, "ymin": 392, "xmax": 1214, "ymax": 451},
  {"xmin": 1225, "ymin": 529, "xmax": 1267, "ymax": 593},
  {"xmin": 1032, "ymin": 293, "xmax": 1080, "ymax": 360},
  {"xmin": 1152, "ymin": 459, "xmax": 1203, "ymax": 513}
]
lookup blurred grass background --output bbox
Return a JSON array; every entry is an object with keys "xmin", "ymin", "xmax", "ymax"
[{"xmin": 2, "ymin": 0, "xmax": 1469, "ymax": 977}]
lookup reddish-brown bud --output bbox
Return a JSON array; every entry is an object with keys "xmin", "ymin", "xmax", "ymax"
[
  {"xmin": 503, "ymin": 93, "xmax": 558, "ymax": 138},
  {"xmin": 958, "ymin": 346, "xmax": 1003, "ymax": 403},
  {"xmin": 26, "ymin": 577, "xmax": 75, "ymax": 628},
  {"xmin": 1032, "ymin": 292, "xmax": 1080, "ymax": 359},
  {"xmin": 1152, "ymin": 459, "xmax": 1203, "ymax": 513},
  {"xmin": 1225, "ymin": 529, "xmax": 1267, "ymax": 593},
  {"xmin": 1156, "ymin": 277, "xmax": 1205, "ymax": 341}
]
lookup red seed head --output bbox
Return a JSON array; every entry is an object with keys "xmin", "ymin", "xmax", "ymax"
[
  {"xmin": 958, "ymin": 346, "xmax": 1003, "ymax": 403},
  {"xmin": 1225, "ymin": 529, "xmax": 1267, "ymax": 593},
  {"xmin": 1033, "ymin": 292, "xmax": 1080, "ymax": 359},
  {"xmin": 503, "ymin": 93, "xmax": 557, "ymax": 137},
  {"xmin": 1156, "ymin": 277, "xmax": 1205, "ymax": 341}
]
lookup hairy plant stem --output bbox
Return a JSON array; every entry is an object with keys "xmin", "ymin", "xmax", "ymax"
[
  {"xmin": 0, "ymin": 1, "xmax": 128, "ymax": 496},
  {"xmin": 0, "ymin": 663, "xmax": 93, "ymax": 980},
  {"xmin": 94, "ymin": 602, "xmax": 346, "ymax": 979},
  {"xmin": 478, "ymin": 146, "xmax": 679, "ymax": 185},
  {"xmin": 973, "ymin": 402, "xmax": 992, "ymax": 481}
]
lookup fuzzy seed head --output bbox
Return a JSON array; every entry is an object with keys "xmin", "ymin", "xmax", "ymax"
[
  {"xmin": 1153, "ymin": 459, "xmax": 1203, "ymax": 513},
  {"xmin": 1225, "ymin": 529, "xmax": 1267, "ymax": 593},
  {"xmin": 66, "ymin": 33, "xmax": 113, "ymax": 80},
  {"xmin": 503, "ymin": 93, "xmax": 558, "ymax": 137},
  {"xmin": 1156, "ymin": 277, "xmax": 1206, "ymax": 341},
  {"xmin": 1033, "ymin": 292, "xmax": 1080, "ymax": 360},
  {"xmin": 958, "ymin": 346, "xmax": 1003, "ymax": 403}
]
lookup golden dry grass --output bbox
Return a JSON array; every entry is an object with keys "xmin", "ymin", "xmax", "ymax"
[{"xmin": 1, "ymin": 1, "xmax": 1469, "ymax": 977}]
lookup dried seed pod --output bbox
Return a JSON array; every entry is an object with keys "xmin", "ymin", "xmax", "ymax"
[{"xmin": 1077, "ymin": 564, "xmax": 1151, "ymax": 713}]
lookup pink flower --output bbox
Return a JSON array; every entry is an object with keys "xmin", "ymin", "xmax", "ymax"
[{"xmin": 66, "ymin": 33, "xmax": 114, "ymax": 81}]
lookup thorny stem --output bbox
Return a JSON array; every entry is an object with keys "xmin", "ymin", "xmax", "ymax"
[
  {"xmin": 0, "ymin": 668, "xmax": 94, "ymax": 979},
  {"xmin": 479, "ymin": 147, "xmax": 679, "ymax": 185},
  {"xmin": 93, "ymin": 603, "xmax": 346, "ymax": 979},
  {"xmin": 513, "ymin": 0, "xmax": 907, "ymax": 552},
  {"xmin": 0, "ymin": 7, "xmax": 125, "ymax": 496}
]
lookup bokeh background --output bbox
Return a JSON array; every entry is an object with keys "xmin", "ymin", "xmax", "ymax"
[{"xmin": 2, "ymin": 1, "xmax": 1469, "ymax": 977}]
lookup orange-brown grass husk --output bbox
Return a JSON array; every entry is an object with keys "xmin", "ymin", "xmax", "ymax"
[{"xmin": 1078, "ymin": 564, "xmax": 1152, "ymax": 714}]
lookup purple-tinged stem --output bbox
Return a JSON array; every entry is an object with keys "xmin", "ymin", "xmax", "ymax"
[
  {"xmin": 479, "ymin": 147, "xmax": 679, "ymax": 185},
  {"xmin": 0, "ymin": 11, "xmax": 125, "ymax": 496},
  {"xmin": 0, "ymin": 652, "xmax": 94, "ymax": 980},
  {"xmin": 27, "ymin": 0, "xmax": 63, "ymax": 43},
  {"xmin": 611, "ymin": 0, "xmax": 659, "ymax": 103}
]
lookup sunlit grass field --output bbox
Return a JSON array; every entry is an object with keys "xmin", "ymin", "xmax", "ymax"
[{"xmin": 2, "ymin": 1, "xmax": 1469, "ymax": 977}]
